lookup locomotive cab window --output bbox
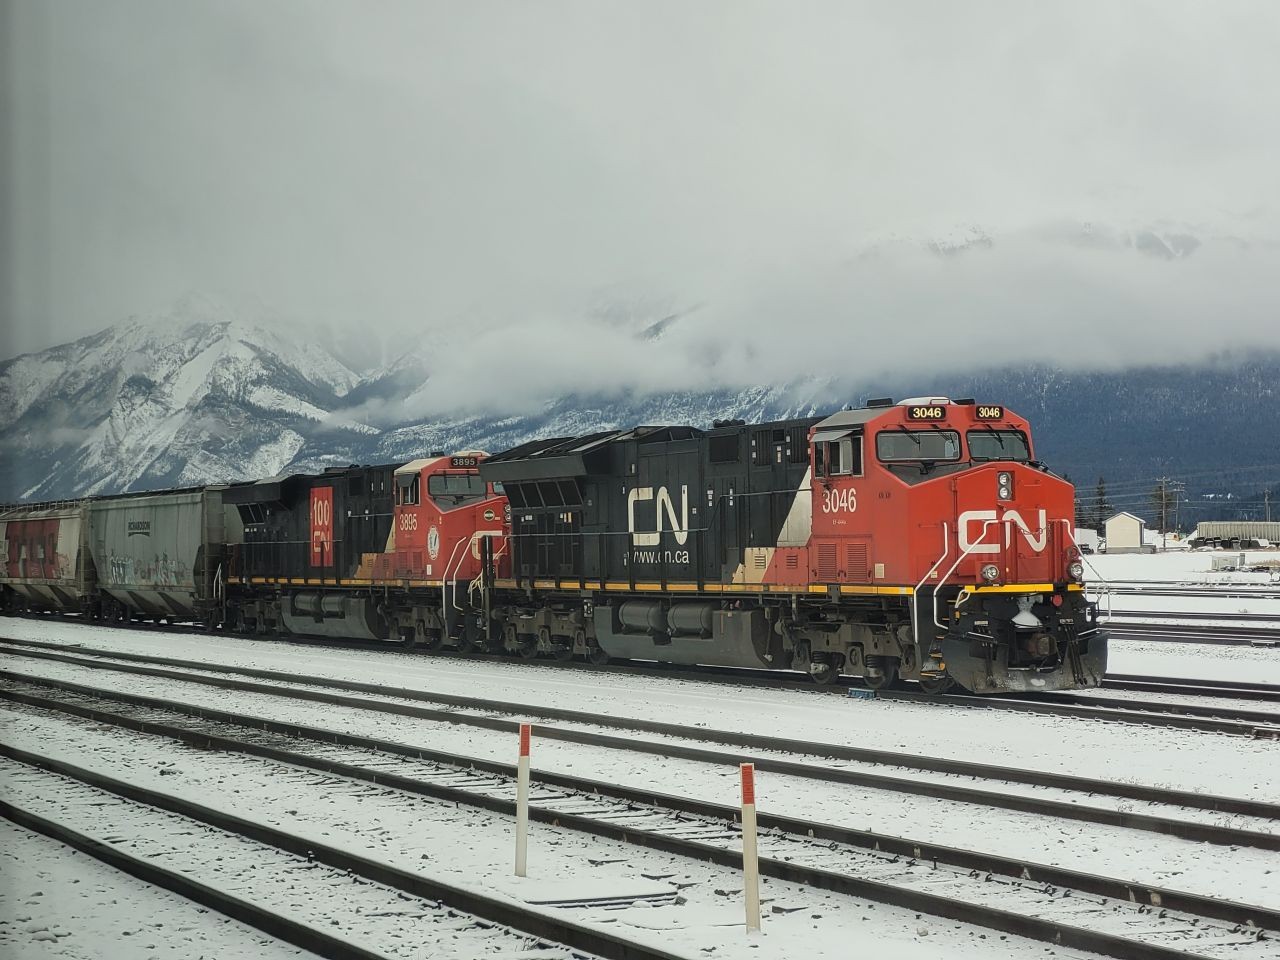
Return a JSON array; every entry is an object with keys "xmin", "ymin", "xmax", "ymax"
[
  {"xmin": 876, "ymin": 430, "xmax": 961, "ymax": 462},
  {"xmin": 428, "ymin": 472, "xmax": 486, "ymax": 509},
  {"xmin": 813, "ymin": 430, "xmax": 863, "ymax": 477},
  {"xmin": 967, "ymin": 429, "xmax": 1031, "ymax": 462},
  {"xmin": 395, "ymin": 474, "xmax": 420, "ymax": 506}
]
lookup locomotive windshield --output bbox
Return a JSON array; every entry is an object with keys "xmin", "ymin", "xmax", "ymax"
[
  {"xmin": 876, "ymin": 430, "xmax": 961, "ymax": 462},
  {"xmin": 967, "ymin": 429, "xmax": 1031, "ymax": 462},
  {"xmin": 428, "ymin": 472, "xmax": 487, "ymax": 508}
]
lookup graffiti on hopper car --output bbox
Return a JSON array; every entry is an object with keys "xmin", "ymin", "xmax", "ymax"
[{"xmin": 103, "ymin": 552, "xmax": 190, "ymax": 587}]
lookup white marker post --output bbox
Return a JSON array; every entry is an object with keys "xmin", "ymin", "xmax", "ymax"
[
  {"xmin": 740, "ymin": 762, "xmax": 761, "ymax": 933},
  {"xmin": 515, "ymin": 723, "xmax": 531, "ymax": 877}
]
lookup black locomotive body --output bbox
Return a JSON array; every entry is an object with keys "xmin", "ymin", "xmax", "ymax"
[{"xmin": 481, "ymin": 418, "xmax": 819, "ymax": 586}]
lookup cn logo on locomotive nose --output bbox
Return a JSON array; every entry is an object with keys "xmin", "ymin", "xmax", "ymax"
[
  {"xmin": 958, "ymin": 508, "xmax": 1049, "ymax": 554},
  {"xmin": 627, "ymin": 485, "xmax": 689, "ymax": 546}
]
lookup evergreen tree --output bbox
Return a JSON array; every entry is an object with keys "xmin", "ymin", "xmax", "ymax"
[{"xmin": 1093, "ymin": 476, "xmax": 1109, "ymax": 534}]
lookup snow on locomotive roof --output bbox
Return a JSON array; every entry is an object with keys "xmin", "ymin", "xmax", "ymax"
[
  {"xmin": 897, "ymin": 396, "xmax": 955, "ymax": 406},
  {"xmin": 394, "ymin": 457, "xmax": 443, "ymax": 475},
  {"xmin": 812, "ymin": 407, "xmax": 889, "ymax": 432}
]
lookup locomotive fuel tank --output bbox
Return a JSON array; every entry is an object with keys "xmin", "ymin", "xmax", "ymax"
[
  {"xmin": 281, "ymin": 592, "xmax": 385, "ymax": 640},
  {"xmin": 598, "ymin": 601, "xmax": 782, "ymax": 668}
]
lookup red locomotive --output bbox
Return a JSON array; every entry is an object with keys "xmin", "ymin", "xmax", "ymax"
[{"xmin": 0, "ymin": 397, "xmax": 1105, "ymax": 694}]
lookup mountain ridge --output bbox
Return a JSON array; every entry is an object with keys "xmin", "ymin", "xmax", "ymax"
[{"xmin": 3, "ymin": 310, "xmax": 1277, "ymax": 527}]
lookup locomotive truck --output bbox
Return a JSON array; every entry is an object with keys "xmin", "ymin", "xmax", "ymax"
[{"xmin": 0, "ymin": 397, "xmax": 1106, "ymax": 694}]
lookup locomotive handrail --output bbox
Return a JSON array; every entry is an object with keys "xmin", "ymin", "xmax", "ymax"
[
  {"xmin": 467, "ymin": 534, "xmax": 509, "ymax": 604},
  {"xmin": 1058, "ymin": 520, "xmax": 1113, "ymax": 617},
  {"xmin": 441, "ymin": 534, "xmax": 474, "ymax": 616},
  {"xmin": 911, "ymin": 522, "xmax": 950, "ymax": 647},
  {"xmin": 932, "ymin": 519, "xmax": 999, "ymax": 631}
]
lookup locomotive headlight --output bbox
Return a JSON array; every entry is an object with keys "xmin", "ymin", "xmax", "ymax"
[
  {"xmin": 1067, "ymin": 560, "xmax": 1085, "ymax": 581},
  {"xmin": 980, "ymin": 563, "xmax": 1001, "ymax": 583},
  {"xmin": 997, "ymin": 471, "xmax": 1013, "ymax": 501}
]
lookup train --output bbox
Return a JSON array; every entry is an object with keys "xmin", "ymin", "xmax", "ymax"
[{"xmin": 0, "ymin": 397, "xmax": 1107, "ymax": 694}]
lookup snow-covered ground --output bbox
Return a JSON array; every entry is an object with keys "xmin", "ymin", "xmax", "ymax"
[
  {"xmin": 1080, "ymin": 551, "xmax": 1280, "ymax": 628},
  {"xmin": 1, "ymin": 707, "xmax": 1109, "ymax": 960},
  {"xmin": 0, "ymin": 823, "xmax": 312, "ymax": 959},
  {"xmin": 5, "ymin": 620, "xmax": 1278, "ymax": 792},
  {"xmin": 3, "ymin": 610, "xmax": 1279, "ymax": 957},
  {"xmin": 1089, "ymin": 550, "xmax": 1280, "ymax": 584},
  {"xmin": 4, "ymin": 648, "xmax": 1276, "ymax": 912}
]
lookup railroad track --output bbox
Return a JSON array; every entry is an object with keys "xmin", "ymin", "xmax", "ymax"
[
  {"xmin": 5, "ymin": 632, "xmax": 1279, "ymax": 739},
  {"xmin": 3, "ymin": 643, "xmax": 1279, "ymax": 849},
  {"xmin": 1, "ymin": 750, "xmax": 635, "ymax": 960},
  {"xmin": 878, "ymin": 687, "xmax": 1280, "ymax": 736},
  {"xmin": 1105, "ymin": 674, "xmax": 1280, "ymax": 702},
  {"xmin": 1104, "ymin": 621, "xmax": 1280, "ymax": 646},
  {"xmin": 4, "ymin": 676, "xmax": 1277, "ymax": 960},
  {"xmin": 1104, "ymin": 609, "xmax": 1280, "ymax": 624}
]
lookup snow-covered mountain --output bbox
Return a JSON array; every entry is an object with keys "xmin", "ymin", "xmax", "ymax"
[
  {"xmin": 3, "ymin": 274, "xmax": 1278, "ymax": 518},
  {"xmin": 0, "ymin": 296, "xmax": 374, "ymax": 500}
]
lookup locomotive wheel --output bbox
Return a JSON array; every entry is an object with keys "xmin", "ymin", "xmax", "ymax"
[
  {"xmin": 417, "ymin": 621, "xmax": 444, "ymax": 652},
  {"xmin": 518, "ymin": 637, "xmax": 539, "ymax": 659},
  {"xmin": 919, "ymin": 675, "xmax": 956, "ymax": 695},
  {"xmin": 588, "ymin": 645, "xmax": 610, "ymax": 665},
  {"xmin": 809, "ymin": 661, "xmax": 838, "ymax": 685},
  {"xmin": 863, "ymin": 659, "xmax": 900, "ymax": 691},
  {"xmin": 551, "ymin": 641, "xmax": 574, "ymax": 661}
]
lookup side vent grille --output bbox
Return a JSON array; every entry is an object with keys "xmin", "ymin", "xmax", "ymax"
[
  {"xmin": 846, "ymin": 542, "xmax": 870, "ymax": 583},
  {"xmin": 785, "ymin": 555, "xmax": 799, "ymax": 570},
  {"xmin": 817, "ymin": 542, "xmax": 838, "ymax": 581}
]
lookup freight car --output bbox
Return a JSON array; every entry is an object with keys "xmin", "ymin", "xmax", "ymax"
[
  {"xmin": 0, "ymin": 501, "xmax": 92, "ymax": 613},
  {"xmin": 0, "ymin": 488, "xmax": 235, "ymax": 623},
  {"xmin": 0, "ymin": 397, "xmax": 1106, "ymax": 695}
]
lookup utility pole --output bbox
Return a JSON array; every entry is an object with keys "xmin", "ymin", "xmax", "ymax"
[
  {"xmin": 1154, "ymin": 477, "xmax": 1175, "ymax": 550},
  {"xmin": 1267, "ymin": 489, "xmax": 1272, "ymax": 523}
]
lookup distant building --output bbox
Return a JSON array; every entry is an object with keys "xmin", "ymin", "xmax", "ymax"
[
  {"xmin": 1189, "ymin": 521, "xmax": 1280, "ymax": 544},
  {"xmin": 1104, "ymin": 512, "xmax": 1149, "ymax": 554},
  {"xmin": 1073, "ymin": 527, "xmax": 1100, "ymax": 552}
]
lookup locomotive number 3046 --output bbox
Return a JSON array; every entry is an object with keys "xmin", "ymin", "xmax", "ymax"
[{"xmin": 822, "ymin": 486, "xmax": 857, "ymax": 513}]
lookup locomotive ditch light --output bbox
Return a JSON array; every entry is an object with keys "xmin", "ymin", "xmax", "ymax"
[
  {"xmin": 997, "ymin": 471, "xmax": 1013, "ymax": 500},
  {"xmin": 980, "ymin": 563, "xmax": 1001, "ymax": 583},
  {"xmin": 1067, "ymin": 560, "xmax": 1085, "ymax": 581}
]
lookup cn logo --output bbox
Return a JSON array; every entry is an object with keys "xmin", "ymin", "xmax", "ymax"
[
  {"xmin": 958, "ymin": 509, "xmax": 1048, "ymax": 554},
  {"xmin": 628, "ymin": 485, "xmax": 689, "ymax": 547}
]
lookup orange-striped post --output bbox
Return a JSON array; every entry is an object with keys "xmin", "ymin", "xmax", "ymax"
[
  {"xmin": 515, "ymin": 723, "xmax": 531, "ymax": 877},
  {"xmin": 741, "ymin": 762, "xmax": 761, "ymax": 932}
]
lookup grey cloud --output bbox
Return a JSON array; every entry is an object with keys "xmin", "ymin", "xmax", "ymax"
[{"xmin": 3, "ymin": 1, "xmax": 1279, "ymax": 384}]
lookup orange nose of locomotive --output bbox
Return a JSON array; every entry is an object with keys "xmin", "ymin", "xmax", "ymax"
[{"xmin": 951, "ymin": 462, "xmax": 1080, "ymax": 587}]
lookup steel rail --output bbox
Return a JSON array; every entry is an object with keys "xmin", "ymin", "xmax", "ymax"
[
  {"xmin": 10, "ymin": 640, "xmax": 1280, "ymax": 819},
  {"xmin": 4, "ymin": 684, "xmax": 1275, "ymax": 960},
  {"xmin": 0, "ymin": 743, "xmax": 675, "ymax": 960},
  {"xmin": 4, "ymin": 639, "xmax": 1279, "ymax": 819},
  {"xmin": 1105, "ymin": 611, "xmax": 1280, "ymax": 623},
  {"xmin": 0, "ymin": 800, "xmax": 395, "ymax": 960},
  {"xmin": 5, "ymin": 632, "xmax": 1278, "ymax": 739},
  {"xmin": 1102, "ymin": 583, "xmax": 1280, "ymax": 598},
  {"xmin": 4, "ymin": 656, "xmax": 1279, "ymax": 849},
  {"xmin": 876, "ymin": 688, "xmax": 1280, "ymax": 733},
  {"xmin": 1106, "ymin": 674, "xmax": 1280, "ymax": 701},
  {"xmin": 1105, "ymin": 622, "xmax": 1280, "ymax": 646}
]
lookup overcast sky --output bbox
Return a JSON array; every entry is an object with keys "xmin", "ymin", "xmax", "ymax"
[{"xmin": 3, "ymin": 1, "xmax": 1279, "ymax": 389}]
